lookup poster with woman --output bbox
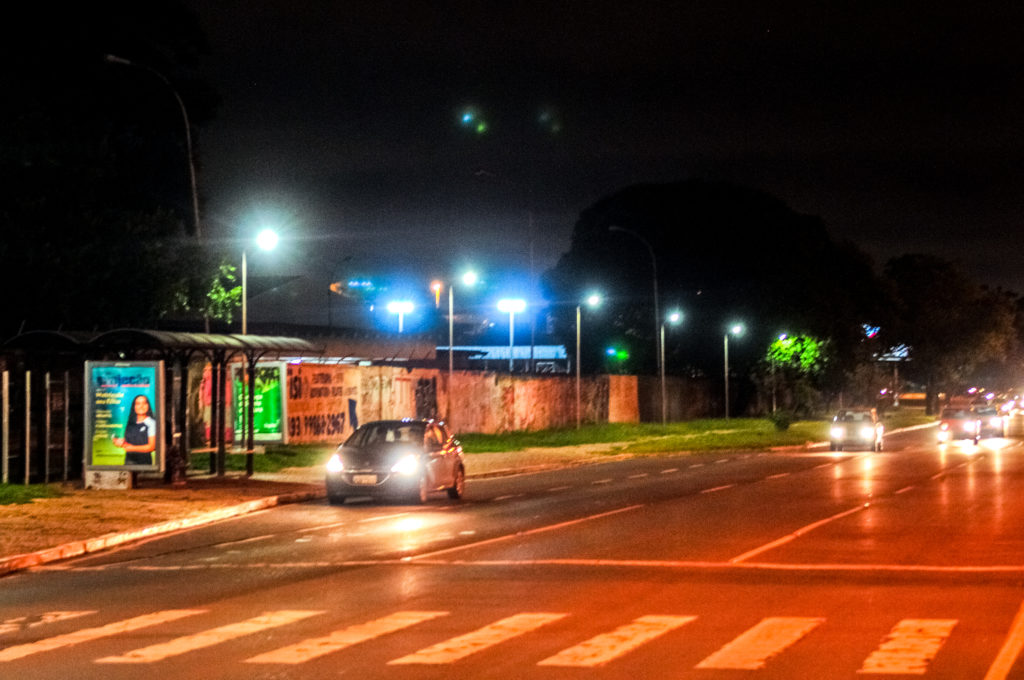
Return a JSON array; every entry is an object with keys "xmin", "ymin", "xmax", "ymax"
[{"xmin": 85, "ymin": 361, "xmax": 164, "ymax": 471}]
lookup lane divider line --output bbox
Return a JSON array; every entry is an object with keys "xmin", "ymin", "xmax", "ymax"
[
  {"xmin": 729, "ymin": 505, "xmax": 868, "ymax": 564},
  {"xmin": 985, "ymin": 598, "xmax": 1024, "ymax": 680},
  {"xmin": 408, "ymin": 505, "xmax": 645, "ymax": 561}
]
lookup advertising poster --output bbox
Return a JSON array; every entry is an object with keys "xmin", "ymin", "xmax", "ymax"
[
  {"xmin": 85, "ymin": 361, "xmax": 164, "ymax": 471},
  {"xmin": 232, "ymin": 362, "xmax": 286, "ymax": 444},
  {"xmin": 285, "ymin": 363, "xmax": 361, "ymax": 444}
]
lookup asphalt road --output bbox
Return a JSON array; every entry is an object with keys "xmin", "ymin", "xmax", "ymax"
[{"xmin": 3, "ymin": 426, "xmax": 1024, "ymax": 678}]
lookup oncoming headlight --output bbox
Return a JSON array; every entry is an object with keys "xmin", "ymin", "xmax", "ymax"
[
  {"xmin": 830, "ymin": 426, "xmax": 845, "ymax": 439},
  {"xmin": 990, "ymin": 417, "xmax": 1003, "ymax": 427},
  {"xmin": 391, "ymin": 454, "xmax": 420, "ymax": 476},
  {"xmin": 860, "ymin": 426, "xmax": 874, "ymax": 440},
  {"xmin": 326, "ymin": 453, "xmax": 344, "ymax": 473}
]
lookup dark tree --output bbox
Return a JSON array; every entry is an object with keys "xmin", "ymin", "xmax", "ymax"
[
  {"xmin": 543, "ymin": 180, "xmax": 886, "ymax": 388},
  {"xmin": 884, "ymin": 254, "xmax": 1018, "ymax": 413},
  {"xmin": 0, "ymin": 2, "xmax": 221, "ymax": 334}
]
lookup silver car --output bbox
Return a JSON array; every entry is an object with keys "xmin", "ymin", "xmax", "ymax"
[{"xmin": 325, "ymin": 419, "xmax": 466, "ymax": 505}]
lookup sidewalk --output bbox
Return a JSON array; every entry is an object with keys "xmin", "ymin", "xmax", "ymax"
[{"xmin": 0, "ymin": 446, "xmax": 618, "ymax": 577}]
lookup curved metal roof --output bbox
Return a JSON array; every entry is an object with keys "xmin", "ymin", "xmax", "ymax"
[{"xmin": 4, "ymin": 329, "xmax": 320, "ymax": 354}]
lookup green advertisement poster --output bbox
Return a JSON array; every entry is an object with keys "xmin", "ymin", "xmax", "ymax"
[
  {"xmin": 85, "ymin": 361, "xmax": 164, "ymax": 471},
  {"xmin": 233, "ymin": 362, "xmax": 286, "ymax": 443}
]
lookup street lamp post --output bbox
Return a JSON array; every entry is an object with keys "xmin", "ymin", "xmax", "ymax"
[
  {"xmin": 608, "ymin": 226, "xmax": 661, "ymax": 416},
  {"xmin": 497, "ymin": 299, "xmax": 526, "ymax": 372},
  {"xmin": 772, "ymin": 333, "xmax": 788, "ymax": 413},
  {"xmin": 387, "ymin": 301, "xmax": 414, "ymax": 333},
  {"xmin": 104, "ymin": 54, "xmax": 202, "ymax": 239},
  {"xmin": 241, "ymin": 228, "xmax": 279, "ymax": 335},
  {"xmin": 660, "ymin": 311, "xmax": 683, "ymax": 424},
  {"xmin": 576, "ymin": 293, "xmax": 602, "ymax": 429},
  {"xmin": 724, "ymin": 323, "xmax": 744, "ymax": 420},
  {"xmin": 445, "ymin": 271, "xmax": 478, "ymax": 424}
]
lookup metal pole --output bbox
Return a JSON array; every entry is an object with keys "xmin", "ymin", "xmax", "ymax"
[
  {"xmin": 25, "ymin": 370, "xmax": 31, "ymax": 485},
  {"xmin": 771, "ymin": 356, "xmax": 777, "ymax": 413},
  {"xmin": 575, "ymin": 304, "xmax": 582, "ymax": 428},
  {"xmin": 2, "ymin": 371, "xmax": 8, "ymax": 484},
  {"xmin": 724, "ymin": 334, "xmax": 730, "ymax": 420},
  {"xmin": 508, "ymin": 312, "xmax": 515, "ymax": 373},
  {"xmin": 660, "ymin": 323, "xmax": 667, "ymax": 424},
  {"xmin": 63, "ymin": 371, "xmax": 70, "ymax": 482},
  {"xmin": 448, "ymin": 285, "xmax": 454, "ymax": 423},
  {"xmin": 44, "ymin": 372, "xmax": 51, "ymax": 483},
  {"xmin": 241, "ymin": 249, "xmax": 248, "ymax": 335}
]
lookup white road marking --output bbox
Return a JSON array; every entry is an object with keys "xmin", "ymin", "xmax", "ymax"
[
  {"xmin": 715, "ymin": 458, "xmax": 728, "ymax": 464},
  {"xmin": 409, "ymin": 505, "xmax": 644, "ymax": 561},
  {"xmin": 766, "ymin": 473, "xmax": 790, "ymax": 480},
  {"xmin": 547, "ymin": 485, "xmax": 572, "ymax": 491},
  {"xmin": 628, "ymin": 473, "xmax": 649, "ymax": 479},
  {"xmin": 389, "ymin": 613, "xmax": 567, "ymax": 664},
  {"xmin": 592, "ymin": 479, "xmax": 613, "ymax": 485},
  {"xmin": 0, "ymin": 611, "xmax": 95, "ymax": 636},
  {"xmin": 701, "ymin": 484, "xmax": 735, "ymax": 494},
  {"xmin": 538, "ymin": 615, "xmax": 696, "ymax": 667},
  {"xmin": 985, "ymin": 598, "xmax": 1024, "ymax": 680},
  {"xmin": 858, "ymin": 618, "xmax": 957, "ymax": 674},
  {"xmin": 695, "ymin": 617, "xmax": 824, "ymax": 670},
  {"xmin": 896, "ymin": 486, "xmax": 915, "ymax": 494},
  {"xmin": 661, "ymin": 468, "xmax": 679, "ymax": 474},
  {"xmin": 96, "ymin": 610, "xmax": 322, "ymax": 663},
  {"xmin": 246, "ymin": 611, "xmax": 447, "ymax": 664},
  {"xmin": 688, "ymin": 464, "xmax": 704, "ymax": 469},
  {"xmin": 730, "ymin": 505, "xmax": 867, "ymax": 563},
  {"xmin": 492, "ymin": 494, "xmax": 523, "ymax": 502},
  {"xmin": 0, "ymin": 610, "xmax": 205, "ymax": 662}
]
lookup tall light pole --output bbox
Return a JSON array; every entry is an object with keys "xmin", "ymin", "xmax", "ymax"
[
  {"xmin": 497, "ymin": 298, "xmax": 526, "ymax": 372},
  {"xmin": 576, "ymin": 293, "xmax": 602, "ymax": 428},
  {"xmin": 660, "ymin": 311, "xmax": 683, "ymax": 424},
  {"xmin": 445, "ymin": 271, "xmax": 478, "ymax": 424},
  {"xmin": 104, "ymin": 54, "xmax": 201, "ymax": 239},
  {"xmin": 241, "ymin": 228, "xmax": 279, "ymax": 335},
  {"xmin": 387, "ymin": 301, "xmax": 414, "ymax": 333},
  {"xmin": 724, "ymin": 323, "xmax": 744, "ymax": 419},
  {"xmin": 608, "ymin": 226, "xmax": 661, "ymax": 415}
]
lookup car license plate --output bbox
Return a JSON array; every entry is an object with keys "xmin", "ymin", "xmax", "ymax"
[{"xmin": 352, "ymin": 474, "xmax": 377, "ymax": 485}]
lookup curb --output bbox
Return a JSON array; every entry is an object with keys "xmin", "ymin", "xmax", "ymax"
[{"xmin": 0, "ymin": 489, "xmax": 324, "ymax": 578}]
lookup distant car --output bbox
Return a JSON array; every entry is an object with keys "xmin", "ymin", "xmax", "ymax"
[
  {"xmin": 973, "ymin": 406, "xmax": 1006, "ymax": 438},
  {"xmin": 325, "ymin": 419, "xmax": 466, "ymax": 505},
  {"xmin": 937, "ymin": 408, "xmax": 980, "ymax": 444},
  {"xmin": 829, "ymin": 408, "xmax": 884, "ymax": 451}
]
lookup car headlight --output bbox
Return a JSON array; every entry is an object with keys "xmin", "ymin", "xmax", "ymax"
[
  {"xmin": 938, "ymin": 430, "xmax": 950, "ymax": 441},
  {"xmin": 964, "ymin": 422, "xmax": 977, "ymax": 432},
  {"xmin": 830, "ymin": 426, "xmax": 845, "ymax": 439},
  {"xmin": 391, "ymin": 454, "xmax": 420, "ymax": 476},
  {"xmin": 326, "ymin": 453, "xmax": 344, "ymax": 473},
  {"xmin": 859, "ymin": 426, "xmax": 874, "ymax": 439},
  {"xmin": 990, "ymin": 417, "xmax": 1003, "ymax": 427}
]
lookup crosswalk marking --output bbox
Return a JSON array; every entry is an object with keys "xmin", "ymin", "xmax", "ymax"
[
  {"xmin": 95, "ymin": 610, "xmax": 322, "ymax": 664},
  {"xmin": 858, "ymin": 619, "xmax": 958, "ymax": 674},
  {"xmin": 246, "ymin": 611, "xmax": 447, "ymax": 664},
  {"xmin": 0, "ymin": 609, "xmax": 205, "ymax": 662},
  {"xmin": 389, "ymin": 612, "xmax": 567, "ymax": 665},
  {"xmin": 537, "ymin": 615, "xmax": 696, "ymax": 667},
  {"xmin": 695, "ymin": 617, "xmax": 825, "ymax": 670},
  {"xmin": 0, "ymin": 611, "xmax": 96, "ymax": 636}
]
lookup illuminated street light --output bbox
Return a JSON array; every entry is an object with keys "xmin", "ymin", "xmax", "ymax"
[
  {"xmin": 660, "ymin": 310, "xmax": 684, "ymax": 424},
  {"xmin": 724, "ymin": 322, "xmax": 745, "ymax": 420},
  {"xmin": 104, "ymin": 54, "xmax": 201, "ymax": 239},
  {"xmin": 576, "ymin": 293, "xmax": 603, "ymax": 428},
  {"xmin": 497, "ymin": 298, "xmax": 526, "ymax": 372},
  {"xmin": 241, "ymin": 228, "xmax": 278, "ymax": 335},
  {"xmin": 387, "ymin": 300, "xmax": 414, "ymax": 333}
]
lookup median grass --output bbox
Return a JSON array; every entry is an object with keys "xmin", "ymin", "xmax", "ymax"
[
  {"xmin": 189, "ymin": 444, "xmax": 334, "ymax": 474},
  {"xmin": 0, "ymin": 483, "xmax": 64, "ymax": 505}
]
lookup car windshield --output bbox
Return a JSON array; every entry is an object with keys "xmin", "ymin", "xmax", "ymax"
[
  {"xmin": 836, "ymin": 411, "xmax": 872, "ymax": 422},
  {"xmin": 941, "ymin": 409, "xmax": 972, "ymax": 419},
  {"xmin": 344, "ymin": 422, "xmax": 425, "ymax": 448},
  {"xmin": 974, "ymin": 407, "xmax": 998, "ymax": 416}
]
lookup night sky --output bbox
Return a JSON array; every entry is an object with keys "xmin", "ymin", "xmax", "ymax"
[{"xmin": 182, "ymin": 2, "xmax": 1024, "ymax": 325}]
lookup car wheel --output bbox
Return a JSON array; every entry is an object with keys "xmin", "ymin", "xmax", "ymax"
[
  {"xmin": 447, "ymin": 465, "xmax": 465, "ymax": 500},
  {"xmin": 829, "ymin": 442, "xmax": 837, "ymax": 452},
  {"xmin": 412, "ymin": 475, "xmax": 429, "ymax": 504},
  {"xmin": 327, "ymin": 490, "xmax": 346, "ymax": 506}
]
